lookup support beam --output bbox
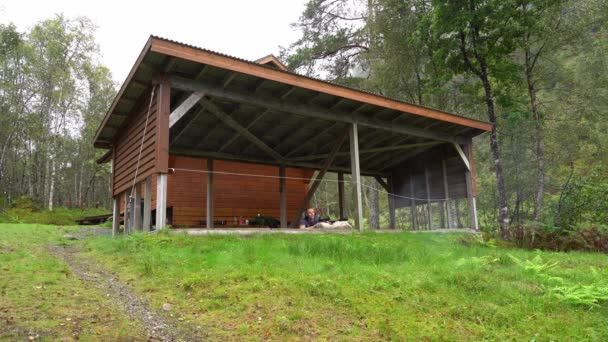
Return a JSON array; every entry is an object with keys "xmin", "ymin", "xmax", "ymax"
[
  {"xmin": 169, "ymin": 91, "xmax": 205, "ymax": 128},
  {"xmin": 124, "ymin": 190, "xmax": 130, "ymax": 234},
  {"xmin": 279, "ymin": 165, "xmax": 287, "ymax": 227},
  {"xmin": 112, "ymin": 196, "xmax": 120, "ymax": 237},
  {"xmin": 169, "ymin": 101, "xmax": 210, "ymax": 146},
  {"xmin": 424, "ymin": 163, "xmax": 432, "ymax": 230},
  {"xmin": 442, "ymin": 155, "xmax": 453, "ymax": 229},
  {"xmin": 374, "ymin": 176, "xmax": 390, "ymax": 192},
  {"xmin": 464, "ymin": 142, "xmax": 479, "ymax": 230},
  {"xmin": 453, "ymin": 142, "xmax": 471, "ymax": 171},
  {"xmin": 290, "ymin": 142, "xmax": 439, "ymax": 162},
  {"xmin": 143, "ymin": 176, "xmax": 152, "ymax": 232},
  {"xmin": 349, "ymin": 123, "xmax": 364, "ymax": 231},
  {"xmin": 387, "ymin": 177, "xmax": 396, "ymax": 229},
  {"xmin": 201, "ymin": 98, "xmax": 284, "ymax": 162},
  {"xmin": 338, "ymin": 172, "xmax": 345, "ymax": 220},
  {"xmin": 170, "ymin": 76, "xmax": 462, "ymax": 143},
  {"xmin": 206, "ymin": 159, "xmax": 214, "ymax": 229},
  {"xmin": 156, "ymin": 173, "xmax": 167, "ymax": 230},
  {"xmin": 170, "ymin": 147, "xmax": 388, "ymax": 177},
  {"xmin": 134, "ymin": 182, "xmax": 142, "ymax": 230},
  {"xmin": 290, "ymin": 129, "xmax": 348, "ymax": 227},
  {"xmin": 218, "ymin": 109, "xmax": 270, "ymax": 152},
  {"xmin": 465, "ymin": 168, "xmax": 479, "ymax": 230}
]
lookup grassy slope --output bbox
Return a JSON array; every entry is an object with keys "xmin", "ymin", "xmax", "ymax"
[
  {"xmin": 0, "ymin": 224, "xmax": 144, "ymax": 340},
  {"xmin": 83, "ymin": 231, "xmax": 608, "ymax": 341}
]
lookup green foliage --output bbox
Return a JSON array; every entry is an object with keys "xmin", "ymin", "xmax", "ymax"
[
  {"xmin": 557, "ymin": 165, "xmax": 608, "ymax": 227},
  {"xmin": 0, "ymin": 206, "xmax": 108, "ymax": 225},
  {"xmin": 508, "ymin": 254, "xmax": 558, "ymax": 274},
  {"xmin": 508, "ymin": 253, "xmax": 608, "ymax": 308},
  {"xmin": 11, "ymin": 196, "xmax": 42, "ymax": 211},
  {"xmin": 551, "ymin": 284, "xmax": 608, "ymax": 308},
  {"xmin": 0, "ymin": 15, "xmax": 115, "ymax": 211},
  {"xmin": 513, "ymin": 222, "xmax": 608, "ymax": 253}
]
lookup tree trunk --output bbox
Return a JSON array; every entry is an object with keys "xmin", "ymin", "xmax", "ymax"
[
  {"xmin": 48, "ymin": 159, "xmax": 55, "ymax": 211},
  {"xmin": 480, "ymin": 72, "xmax": 510, "ymax": 238},
  {"xmin": 525, "ymin": 48, "xmax": 545, "ymax": 222}
]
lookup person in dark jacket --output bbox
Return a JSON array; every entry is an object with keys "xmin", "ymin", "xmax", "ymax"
[{"xmin": 299, "ymin": 208, "xmax": 321, "ymax": 228}]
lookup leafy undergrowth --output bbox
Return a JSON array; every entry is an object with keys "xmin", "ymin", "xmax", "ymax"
[
  {"xmin": 0, "ymin": 207, "xmax": 109, "ymax": 226},
  {"xmin": 0, "ymin": 224, "xmax": 144, "ymax": 340},
  {"xmin": 82, "ymin": 231, "xmax": 608, "ymax": 341},
  {"xmin": 513, "ymin": 223, "xmax": 608, "ymax": 253}
]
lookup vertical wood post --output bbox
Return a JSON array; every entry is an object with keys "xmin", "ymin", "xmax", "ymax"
[
  {"xmin": 337, "ymin": 172, "xmax": 345, "ymax": 220},
  {"xmin": 143, "ymin": 176, "xmax": 152, "ymax": 232},
  {"xmin": 387, "ymin": 176, "xmax": 396, "ymax": 229},
  {"xmin": 441, "ymin": 155, "xmax": 453, "ymax": 229},
  {"xmin": 465, "ymin": 170, "xmax": 479, "ymax": 230},
  {"xmin": 124, "ymin": 190, "xmax": 130, "ymax": 234},
  {"xmin": 409, "ymin": 170, "xmax": 417, "ymax": 231},
  {"xmin": 156, "ymin": 173, "xmax": 167, "ymax": 230},
  {"xmin": 464, "ymin": 142, "xmax": 479, "ymax": 230},
  {"xmin": 465, "ymin": 168, "xmax": 479, "ymax": 230},
  {"xmin": 424, "ymin": 163, "xmax": 432, "ymax": 230},
  {"xmin": 455, "ymin": 198, "xmax": 462, "ymax": 228},
  {"xmin": 207, "ymin": 159, "xmax": 214, "ymax": 229},
  {"xmin": 112, "ymin": 195, "xmax": 120, "ymax": 237},
  {"xmin": 279, "ymin": 165, "xmax": 287, "ymax": 228},
  {"xmin": 134, "ymin": 182, "xmax": 142, "ymax": 231},
  {"xmin": 349, "ymin": 123, "xmax": 363, "ymax": 231}
]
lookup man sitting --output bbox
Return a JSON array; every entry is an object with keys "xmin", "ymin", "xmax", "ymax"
[{"xmin": 299, "ymin": 208, "xmax": 352, "ymax": 230}]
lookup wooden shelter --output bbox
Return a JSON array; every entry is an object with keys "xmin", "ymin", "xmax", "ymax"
[{"xmin": 93, "ymin": 36, "xmax": 491, "ymax": 234}]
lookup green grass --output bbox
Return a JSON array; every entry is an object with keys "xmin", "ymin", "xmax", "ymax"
[
  {"xmin": 82, "ymin": 230, "xmax": 608, "ymax": 340},
  {"xmin": 0, "ymin": 224, "xmax": 144, "ymax": 340}
]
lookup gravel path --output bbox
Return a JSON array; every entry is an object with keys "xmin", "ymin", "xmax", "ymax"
[{"xmin": 48, "ymin": 235, "xmax": 205, "ymax": 341}]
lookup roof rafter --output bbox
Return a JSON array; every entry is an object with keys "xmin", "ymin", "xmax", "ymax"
[{"xmin": 170, "ymin": 75, "xmax": 463, "ymax": 144}]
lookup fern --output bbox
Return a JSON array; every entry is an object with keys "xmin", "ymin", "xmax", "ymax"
[
  {"xmin": 508, "ymin": 254, "xmax": 558, "ymax": 274},
  {"xmin": 551, "ymin": 284, "xmax": 608, "ymax": 308}
]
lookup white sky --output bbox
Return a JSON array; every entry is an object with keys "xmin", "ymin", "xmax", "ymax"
[{"xmin": 0, "ymin": 0, "xmax": 308, "ymax": 84}]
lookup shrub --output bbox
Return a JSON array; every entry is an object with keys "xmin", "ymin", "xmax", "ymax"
[
  {"xmin": 556, "ymin": 165, "xmax": 608, "ymax": 227},
  {"xmin": 11, "ymin": 196, "xmax": 42, "ymax": 211},
  {"xmin": 512, "ymin": 223, "xmax": 608, "ymax": 253}
]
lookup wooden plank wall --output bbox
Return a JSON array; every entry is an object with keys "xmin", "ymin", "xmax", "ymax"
[
  {"xmin": 390, "ymin": 144, "xmax": 469, "ymax": 208},
  {"xmin": 112, "ymin": 89, "xmax": 159, "ymax": 196},
  {"xmin": 167, "ymin": 156, "xmax": 313, "ymax": 227}
]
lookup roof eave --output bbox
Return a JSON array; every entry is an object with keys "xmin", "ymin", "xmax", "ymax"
[{"xmin": 92, "ymin": 36, "xmax": 154, "ymax": 147}]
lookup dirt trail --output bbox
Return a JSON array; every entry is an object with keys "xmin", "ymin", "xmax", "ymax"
[{"xmin": 48, "ymin": 242, "xmax": 205, "ymax": 341}]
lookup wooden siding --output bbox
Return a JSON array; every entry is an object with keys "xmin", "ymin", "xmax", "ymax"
[
  {"xmin": 390, "ymin": 144, "xmax": 471, "ymax": 208},
  {"xmin": 167, "ymin": 156, "xmax": 312, "ymax": 227},
  {"xmin": 112, "ymin": 83, "xmax": 169, "ymax": 197}
]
